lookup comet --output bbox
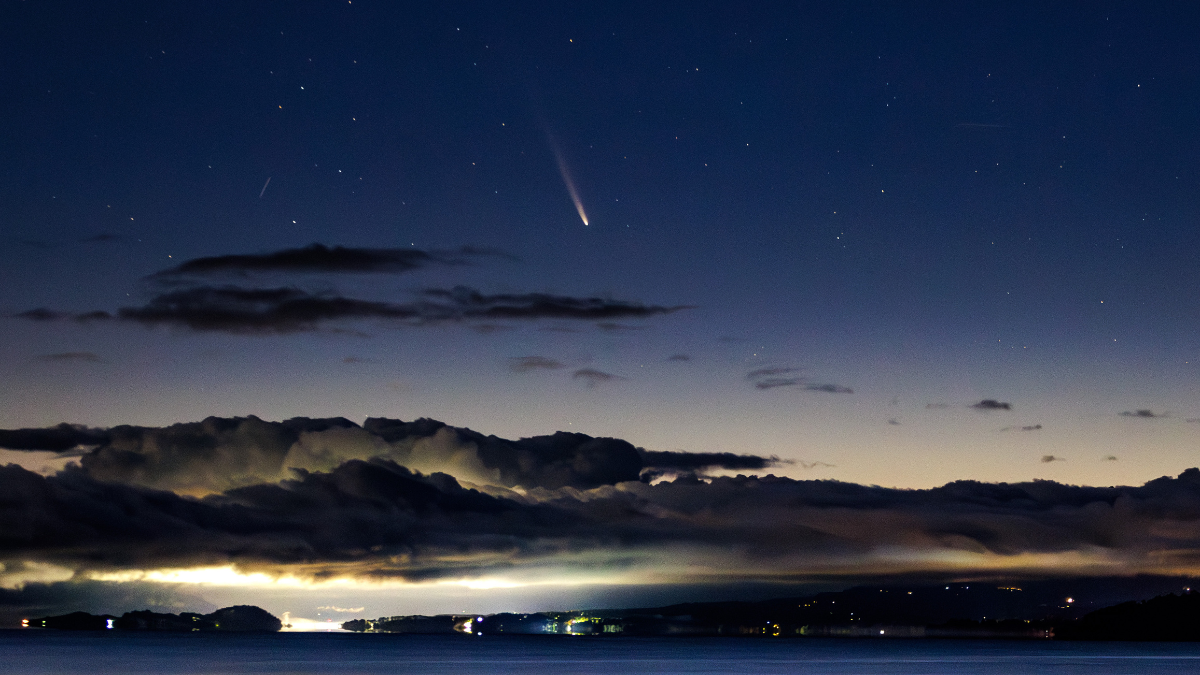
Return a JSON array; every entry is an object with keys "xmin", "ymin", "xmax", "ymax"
[
  {"xmin": 259, "ymin": 177, "xmax": 271, "ymax": 198},
  {"xmin": 547, "ymin": 136, "xmax": 588, "ymax": 226}
]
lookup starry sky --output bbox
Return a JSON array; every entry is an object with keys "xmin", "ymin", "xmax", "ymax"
[{"xmin": 2, "ymin": 1, "xmax": 1200, "ymax": 624}]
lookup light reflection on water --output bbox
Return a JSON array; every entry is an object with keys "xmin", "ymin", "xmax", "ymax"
[{"xmin": 2, "ymin": 632, "xmax": 1200, "ymax": 674}]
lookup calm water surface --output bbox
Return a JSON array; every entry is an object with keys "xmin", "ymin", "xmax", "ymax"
[{"xmin": 3, "ymin": 632, "xmax": 1200, "ymax": 674}]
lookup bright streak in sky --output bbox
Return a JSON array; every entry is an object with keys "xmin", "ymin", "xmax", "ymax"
[{"xmin": 548, "ymin": 135, "xmax": 589, "ymax": 225}]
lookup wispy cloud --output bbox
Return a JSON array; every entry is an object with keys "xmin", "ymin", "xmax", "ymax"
[
  {"xmin": 1001, "ymin": 424, "xmax": 1042, "ymax": 432},
  {"xmin": 796, "ymin": 460, "xmax": 836, "ymax": 469},
  {"xmin": 1041, "ymin": 455, "xmax": 1065, "ymax": 463},
  {"xmin": 572, "ymin": 368, "xmax": 625, "ymax": 387},
  {"xmin": 595, "ymin": 322, "xmax": 644, "ymax": 332},
  {"xmin": 509, "ymin": 356, "xmax": 566, "ymax": 373},
  {"xmin": 804, "ymin": 383, "xmax": 854, "ymax": 394},
  {"xmin": 746, "ymin": 368, "xmax": 852, "ymax": 393},
  {"xmin": 1120, "ymin": 409, "xmax": 1162, "ymax": 418},
  {"xmin": 666, "ymin": 354, "xmax": 691, "ymax": 362}
]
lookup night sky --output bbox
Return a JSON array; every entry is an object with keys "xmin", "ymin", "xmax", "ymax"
[{"xmin": 3, "ymin": 1, "xmax": 1200, "ymax": 626}]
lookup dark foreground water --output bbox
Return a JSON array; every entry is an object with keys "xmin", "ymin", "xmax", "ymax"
[{"xmin": 3, "ymin": 632, "xmax": 1200, "ymax": 675}]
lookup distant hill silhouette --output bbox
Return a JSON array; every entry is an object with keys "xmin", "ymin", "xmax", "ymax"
[
  {"xmin": 33, "ymin": 605, "xmax": 281, "ymax": 632},
  {"xmin": 1058, "ymin": 591, "xmax": 1200, "ymax": 641}
]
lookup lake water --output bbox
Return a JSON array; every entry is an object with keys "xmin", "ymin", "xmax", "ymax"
[{"xmin": 3, "ymin": 632, "xmax": 1200, "ymax": 674}]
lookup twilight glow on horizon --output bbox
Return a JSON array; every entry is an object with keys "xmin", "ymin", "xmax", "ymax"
[{"xmin": 2, "ymin": 2, "xmax": 1199, "ymax": 625}]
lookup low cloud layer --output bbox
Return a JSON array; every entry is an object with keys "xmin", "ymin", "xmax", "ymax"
[
  {"xmin": 8, "ymin": 417, "xmax": 1200, "ymax": 593},
  {"xmin": 5, "ymin": 425, "xmax": 1200, "ymax": 585}
]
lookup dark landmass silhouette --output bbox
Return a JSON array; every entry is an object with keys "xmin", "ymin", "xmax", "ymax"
[
  {"xmin": 1056, "ymin": 591, "xmax": 1200, "ymax": 641},
  {"xmin": 31, "ymin": 605, "xmax": 281, "ymax": 632},
  {"xmin": 344, "ymin": 581, "xmax": 1200, "ymax": 640}
]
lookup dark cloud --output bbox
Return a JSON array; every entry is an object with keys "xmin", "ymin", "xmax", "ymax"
[
  {"xmin": 0, "ymin": 459, "xmax": 580, "ymax": 579},
  {"xmin": 1187, "ymin": 419, "xmax": 1200, "ymax": 424},
  {"xmin": 972, "ymin": 399, "xmax": 1013, "ymax": 411},
  {"xmin": 426, "ymin": 286, "xmax": 691, "ymax": 321},
  {"xmin": 509, "ymin": 356, "xmax": 565, "ymax": 373},
  {"xmin": 83, "ymin": 233, "xmax": 122, "ymax": 243},
  {"xmin": 1103, "ymin": 456, "xmax": 1119, "ymax": 461},
  {"xmin": 926, "ymin": 403, "xmax": 950, "ymax": 409},
  {"xmin": 363, "ymin": 418, "xmax": 645, "ymax": 490},
  {"xmin": 887, "ymin": 419, "xmax": 901, "ymax": 426},
  {"xmin": 116, "ymin": 286, "xmax": 423, "ymax": 334},
  {"xmin": 1001, "ymin": 424, "xmax": 1043, "ymax": 432},
  {"xmin": 152, "ymin": 243, "xmax": 510, "ymax": 277},
  {"xmin": 20, "ymin": 285, "xmax": 688, "ymax": 334},
  {"xmin": 75, "ymin": 416, "xmax": 358, "ymax": 494},
  {"xmin": 666, "ymin": 354, "xmax": 691, "ymax": 362},
  {"xmin": 342, "ymin": 356, "xmax": 371, "ymax": 364},
  {"xmin": 37, "ymin": 352, "xmax": 103, "ymax": 363},
  {"xmin": 1041, "ymin": 455, "xmax": 1065, "ymax": 463},
  {"xmin": 1120, "ymin": 410, "xmax": 1161, "ymax": 418},
  {"xmin": 14, "ymin": 454, "xmax": 1200, "ymax": 583},
  {"xmin": 0, "ymin": 423, "xmax": 111, "ymax": 451},
  {"xmin": 572, "ymin": 368, "xmax": 625, "ymax": 387},
  {"xmin": 639, "ymin": 450, "xmax": 784, "ymax": 472},
  {"xmin": 804, "ymin": 383, "xmax": 854, "ymax": 394},
  {"xmin": 5, "ymin": 416, "xmax": 783, "ymax": 496}
]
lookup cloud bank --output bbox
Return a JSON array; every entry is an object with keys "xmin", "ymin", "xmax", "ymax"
[{"xmin": 7, "ymin": 416, "xmax": 1200, "ymax": 592}]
